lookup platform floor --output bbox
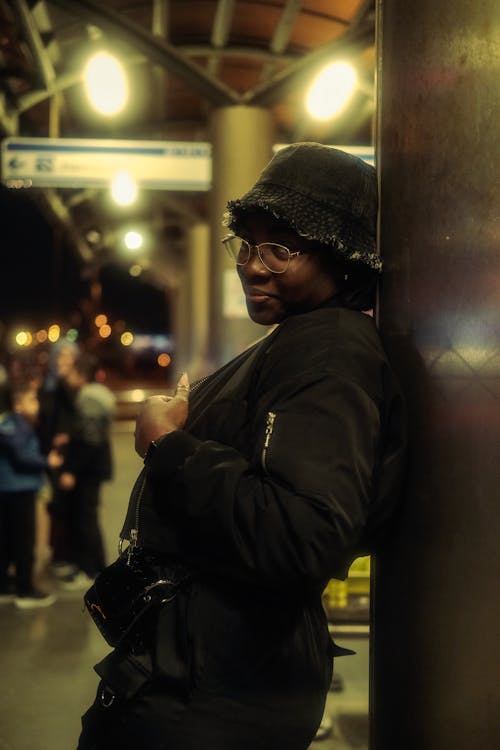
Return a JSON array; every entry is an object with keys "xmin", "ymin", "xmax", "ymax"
[{"xmin": 0, "ymin": 424, "xmax": 368, "ymax": 750}]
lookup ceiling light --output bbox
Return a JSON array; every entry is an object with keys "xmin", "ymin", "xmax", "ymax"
[
  {"xmin": 306, "ymin": 61, "xmax": 358, "ymax": 120},
  {"xmin": 84, "ymin": 51, "xmax": 128, "ymax": 115},
  {"xmin": 124, "ymin": 231, "xmax": 143, "ymax": 251},
  {"xmin": 111, "ymin": 170, "xmax": 138, "ymax": 206}
]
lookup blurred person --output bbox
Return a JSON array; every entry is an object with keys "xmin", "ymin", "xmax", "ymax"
[
  {"xmin": 38, "ymin": 340, "xmax": 80, "ymax": 574},
  {"xmin": 77, "ymin": 143, "xmax": 407, "ymax": 750},
  {"xmin": 0, "ymin": 382, "xmax": 62, "ymax": 608},
  {"xmin": 38, "ymin": 339, "xmax": 80, "ymax": 452},
  {"xmin": 0, "ymin": 363, "xmax": 8, "ymax": 414},
  {"xmin": 58, "ymin": 353, "xmax": 116, "ymax": 590}
]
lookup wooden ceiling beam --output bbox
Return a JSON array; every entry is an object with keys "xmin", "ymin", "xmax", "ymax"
[
  {"xmin": 152, "ymin": 0, "xmax": 169, "ymax": 38},
  {"xmin": 270, "ymin": 0, "xmax": 302, "ymax": 54},
  {"xmin": 0, "ymin": 92, "xmax": 19, "ymax": 135},
  {"xmin": 9, "ymin": 0, "xmax": 56, "ymax": 90},
  {"xmin": 211, "ymin": 0, "xmax": 235, "ymax": 49},
  {"xmin": 242, "ymin": 0, "xmax": 375, "ymax": 106}
]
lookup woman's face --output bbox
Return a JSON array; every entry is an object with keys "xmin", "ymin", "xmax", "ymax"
[{"xmin": 236, "ymin": 212, "xmax": 338, "ymax": 325}]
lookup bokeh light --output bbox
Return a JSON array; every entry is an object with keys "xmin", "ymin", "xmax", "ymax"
[
  {"xmin": 99, "ymin": 324, "xmax": 112, "ymax": 338},
  {"xmin": 95, "ymin": 314, "xmax": 107, "ymax": 327},
  {"xmin": 129, "ymin": 264, "xmax": 143, "ymax": 277},
  {"xmin": 121, "ymin": 331, "xmax": 134, "ymax": 346},
  {"xmin": 48, "ymin": 324, "xmax": 60, "ymax": 343},
  {"xmin": 157, "ymin": 353, "xmax": 171, "ymax": 368},
  {"xmin": 124, "ymin": 231, "xmax": 143, "ymax": 251},
  {"xmin": 36, "ymin": 329, "xmax": 48, "ymax": 343},
  {"xmin": 15, "ymin": 331, "xmax": 29, "ymax": 346}
]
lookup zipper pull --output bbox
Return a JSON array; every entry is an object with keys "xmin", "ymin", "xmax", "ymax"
[
  {"xmin": 127, "ymin": 528, "xmax": 138, "ymax": 565},
  {"xmin": 261, "ymin": 411, "xmax": 276, "ymax": 472},
  {"xmin": 264, "ymin": 411, "xmax": 276, "ymax": 448}
]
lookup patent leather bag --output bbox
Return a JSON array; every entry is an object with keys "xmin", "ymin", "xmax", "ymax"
[{"xmin": 84, "ymin": 549, "xmax": 190, "ymax": 650}]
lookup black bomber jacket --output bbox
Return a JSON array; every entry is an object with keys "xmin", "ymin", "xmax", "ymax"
[{"xmin": 121, "ymin": 301, "xmax": 407, "ymax": 594}]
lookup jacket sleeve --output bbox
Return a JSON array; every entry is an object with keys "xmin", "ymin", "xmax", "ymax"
[
  {"xmin": 0, "ymin": 424, "xmax": 48, "ymax": 473},
  {"xmin": 146, "ymin": 356, "xmax": 382, "ymax": 590}
]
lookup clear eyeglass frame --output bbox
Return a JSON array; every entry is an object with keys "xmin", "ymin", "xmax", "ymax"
[{"xmin": 222, "ymin": 234, "xmax": 302, "ymax": 274}]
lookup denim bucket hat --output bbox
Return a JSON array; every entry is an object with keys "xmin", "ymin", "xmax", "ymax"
[{"xmin": 224, "ymin": 142, "xmax": 381, "ymax": 271}]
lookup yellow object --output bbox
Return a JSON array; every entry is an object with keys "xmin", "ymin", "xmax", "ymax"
[{"xmin": 323, "ymin": 556, "xmax": 371, "ymax": 608}]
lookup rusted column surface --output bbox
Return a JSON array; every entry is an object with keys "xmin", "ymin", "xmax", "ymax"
[{"xmin": 374, "ymin": 1, "xmax": 500, "ymax": 748}]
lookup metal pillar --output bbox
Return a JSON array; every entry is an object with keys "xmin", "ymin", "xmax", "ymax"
[
  {"xmin": 169, "ymin": 277, "xmax": 188, "ymax": 380},
  {"xmin": 373, "ymin": 1, "xmax": 500, "ymax": 748},
  {"xmin": 186, "ymin": 221, "xmax": 211, "ymax": 378},
  {"xmin": 209, "ymin": 105, "xmax": 274, "ymax": 365}
]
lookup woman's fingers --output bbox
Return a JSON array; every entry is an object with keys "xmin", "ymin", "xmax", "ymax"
[{"xmin": 174, "ymin": 371, "xmax": 190, "ymax": 402}]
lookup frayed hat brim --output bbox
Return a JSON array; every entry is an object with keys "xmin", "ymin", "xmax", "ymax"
[{"xmin": 225, "ymin": 184, "xmax": 382, "ymax": 271}]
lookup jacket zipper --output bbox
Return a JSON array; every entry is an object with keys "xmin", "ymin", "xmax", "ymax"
[
  {"xmin": 118, "ymin": 373, "xmax": 214, "ymax": 563},
  {"xmin": 261, "ymin": 411, "xmax": 276, "ymax": 473},
  {"xmin": 129, "ymin": 472, "xmax": 147, "ymax": 563},
  {"xmin": 119, "ymin": 469, "xmax": 147, "ymax": 564},
  {"xmin": 190, "ymin": 374, "xmax": 212, "ymax": 394}
]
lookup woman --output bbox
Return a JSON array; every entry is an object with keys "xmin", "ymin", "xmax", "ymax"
[{"xmin": 78, "ymin": 143, "xmax": 406, "ymax": 750}]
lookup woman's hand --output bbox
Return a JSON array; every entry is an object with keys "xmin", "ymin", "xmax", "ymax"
[{"xmin": 134, "ymin": 372, "xmax": 190, "ymax": 457}]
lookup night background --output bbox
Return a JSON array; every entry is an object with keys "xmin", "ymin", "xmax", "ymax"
[
  {"xmin": 1, "ymin": 184, "xmax": 171, "ymax": 381},
  {"xmin": 1, "ymin": 184, "xmax": 83, "ymax": 326}
]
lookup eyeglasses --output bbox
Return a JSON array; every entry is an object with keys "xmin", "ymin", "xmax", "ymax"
[{"xmin": 222, "ymin": 234, "xmax": 302, "ymax": 274}]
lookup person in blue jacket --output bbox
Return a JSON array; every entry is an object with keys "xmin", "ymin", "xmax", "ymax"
[
  {"xmin": 0, "ymin": 382, "xmax": 63, "ymax": 607},
  {"xmin": 78, "ymin": 143, "xmax": 407, "ymax": 750}
]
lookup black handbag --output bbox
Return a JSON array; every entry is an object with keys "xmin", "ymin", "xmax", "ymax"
[{"xmin": 84, "ymin": 550, "xmax": 190, "ymax": 650}]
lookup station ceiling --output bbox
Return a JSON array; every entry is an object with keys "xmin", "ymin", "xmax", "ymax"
[{"xmin": 0, "ymin": 0, "xmax": 376, "ymax": 279}]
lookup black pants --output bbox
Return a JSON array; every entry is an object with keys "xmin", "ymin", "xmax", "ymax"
[
  {"xmin": 66, "ymin": 480, "xmax": 106, "ymax": 577},
  {"xmin": 48, "ymin": 479, "xmax": 72, "ymax": 562},
  {"xmin": 76, "ymin": 621, "xmax": 329, "ymax": 750},
  {"xmin": 77, "ymin": 676, "xmax": 325, "ymax": 750},
  {"xmin": 0, "ymin": 490, "xmax": 36, "ymax": 594}
]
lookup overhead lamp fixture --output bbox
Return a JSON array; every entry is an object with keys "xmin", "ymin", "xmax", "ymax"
[
  {"xmin": 111, "ymin": 170, "xmax": 138, "ymax": 206},
  {"xmin": 306, "ymin": 61, "xmax": 358, "ymax": 120},
  {"xmin": 124, "ymin": 230, "xmax": 143, "ymax": 251},
  {"xmin": 84, "ymin": 51, "xmax": 128, "ymax": 115}
]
